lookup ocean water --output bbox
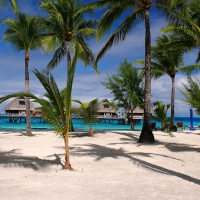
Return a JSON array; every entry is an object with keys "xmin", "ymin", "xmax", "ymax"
[{"xmin": 0, "ymin": 116, "xmax": 199, "ymax": 131}]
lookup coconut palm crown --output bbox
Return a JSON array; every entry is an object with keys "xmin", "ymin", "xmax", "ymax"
[{"xmin": 40, "ymin": 0, "xmax": 99, "ymax": 73}]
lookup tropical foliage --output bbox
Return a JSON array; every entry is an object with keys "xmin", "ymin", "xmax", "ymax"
[
  {"xmin": 74, "ymin": 98, "xmax": 99, "ymax": 137},
  {"xmin": 101, "ymin": 59, "xmax": 144, "ymax": 131},
  {"xmin": 3, "ymin": 12, "xmax": 44, "ymax": 135},
  {"xmin": 152, "ymin": 102, "xmax": 170, "ymax": 131},
  {"xmin": 180, "ymin": 75, "xmax": 200, "ymax": 115},
  {"xmin": 39, "ymin": 0, "xmax": 99, "ymax": 169},
  {"xmin": 0, "ymin": 68, "xmax": 75, "ymax": 169},
  {"xmin": 79, "ymin": 0, "xmax": 188, "ymax": 143},
  {"xmin": 0, "ymin": 0, "xmax": 18, "ymax": 13},
  {"xmin": 39, "ymin": 0, "xmax": 98, "ymax": 73},
  {"xmin": 161, "ymin": 0, "xmax": 200, "ymax": 63},
  {"xmin": 135, "ymin": 34, "xmax": 200, "ymax": 126}
]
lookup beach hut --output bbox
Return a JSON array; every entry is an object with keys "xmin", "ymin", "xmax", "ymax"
[
  {"xmin": 3, "ymin": 97, "xmax": 35, "ymax": 116},
  {"xmin": 126, "ymin": 107, "xmax": 155, "ymax": 119},
  {"xmin": 97, "ymin": 99, "xmax": 119, "ymax": 119}
]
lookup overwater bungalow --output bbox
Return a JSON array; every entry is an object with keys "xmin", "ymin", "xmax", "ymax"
[
  {"xmin": 97, "ymin": 99, "xmax": 119, "ymax": 119},
  {"xmin": 3, "ymin": 97, "xmax": 35, "ymax": 117}
]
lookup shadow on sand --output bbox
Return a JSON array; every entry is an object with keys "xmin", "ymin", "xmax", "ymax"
[{"xmin": 0, "ymin": 149, "xmax": 64, "ymax": 170}]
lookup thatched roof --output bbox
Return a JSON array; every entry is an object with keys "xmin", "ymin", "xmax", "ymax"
[
  {"xmin": 3, "ymin": 97, "xmax": 35, "ymax": 111},
  {"xmin": 126, "ymin": 107, "xmax": 154, "ymax": 114},
  {"xmin": 97, "ymin": 99, "xmax": 118, "ymax": 113}
]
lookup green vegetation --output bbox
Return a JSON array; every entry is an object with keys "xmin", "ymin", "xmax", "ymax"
[
  {"xmin": 152, "ymin": 102, "xmax": 170, "ymax": 131},
  {"xmin": 136, "ymin": 34, "xmax": 200, "ymax": 126},
  {"xmin": 80, "ymin": 0, "xmax": 189, "ymax": 143},
  {"xmin": 101, "ymin": 59, "xmax": 144, "ymax": 131},
  {"xmin": 0, "ymin": 0, "xmax": 18, "ymax": 13},
  {"xmin": 0, "ymin": 68, "xmax": 76, "ymax": 169},
  {"xmin": 73, "ymin": 99, "xmax": 99, "ymax": 137},
  {"xmin": 3, "ymin": 12, "xmax": 44, "ymax": 136},
  {"xmin": 180, "ymin": 75, "xmax": 200, "ymax": 115}
]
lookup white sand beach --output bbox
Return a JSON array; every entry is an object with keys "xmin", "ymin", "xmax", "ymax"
[{"xmin": 0, "ymin": 129, "xmax": 200, "ymax": 200}]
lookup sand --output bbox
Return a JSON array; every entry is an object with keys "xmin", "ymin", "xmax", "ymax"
[{"xmin": 0, "ymin": 129, "xmax": 200, "ymax": 200}]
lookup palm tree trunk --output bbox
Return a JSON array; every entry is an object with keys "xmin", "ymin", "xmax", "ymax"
[
  {"xmin": 139, "ymin": 8, "xmax": 154, "ymax": 143},
  {"xmin": 64, "ymin": 40, "xmax": 72, "ymax": 169},
  {"xmin": 170, "ymin": 76, "xmax": 175, "ymax": 126},
  {"xmin": 66, "ymin": 41, "xmax": 71, "ymax": 75},
  {"xmin": 64, "ymin": 134, "xmax": 72, "ymax": 169},
  {"xmin": 25, "ymin": 51, "xmax": 32, "ymax": 136}
]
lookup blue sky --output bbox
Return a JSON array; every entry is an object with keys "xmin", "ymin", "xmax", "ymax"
[{"xmin": 0, "ymin": 0, "xmax": 200, "ymax": 116}]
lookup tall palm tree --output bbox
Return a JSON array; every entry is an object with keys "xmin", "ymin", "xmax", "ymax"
[
  {"xmin": 0, "ymin": 67, "xmax": 75, "ymax": 169},
  {"xmin": 79, "ymin": 0, "xmax": 188, "ymax": 143},
  {"xmin": 136, "ymin": 34, "xmax": 200, "ymax": 126},
  {"xmin": 40, "ymin": 0, "xmax": 99, "ymax": 169},
  {"xmin": 0, "ymin": 0, "xmax": 18, "ymax": 13},
  {"xmin": 3, "ymin": 12, "xmax": 44, "ymax": 135}
]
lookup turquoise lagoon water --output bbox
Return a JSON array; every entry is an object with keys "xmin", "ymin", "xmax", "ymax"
[{"xmin": 0, "ymin": 116, "xmax": 199, "ymax": 131}]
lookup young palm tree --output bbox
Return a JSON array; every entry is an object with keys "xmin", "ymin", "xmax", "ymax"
[
  {"xmin": 152, "ymin": 101, "xmax": 170, "ymax": 131},
  {"xmin": 0, "ymin": 65, "xmax": 76, "ymax": 169},
  {"xmin": 101, "ymin": 59, "xmax": 145, "ymax": 131},
  {"xmin": 180, "ymin": 75, "xmax": 200, "ymax": 115},
  {"xmin": 79, "ymin": 0, "xmax": 188, "ymax": 143},
  {"xmin": 0, "ymin": 0, "xmax": 18, "ymax": 13},
  {"xmin": 135, "ymin": 34, "xmax": 200, "ymax": 126},
  {"xmin": 74, "ymin": 98, "xmax": 99, "ymax": 137},
  {"xmin": 3, "ymin": 12, "xmax": 44, "ymax": 136}
]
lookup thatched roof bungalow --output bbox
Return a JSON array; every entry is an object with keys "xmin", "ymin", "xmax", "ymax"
[
  {"xmin": 3, "ymin": 97, "xmax": 35, "ymax": 116},
  {"xmin": 97, "ymin": 99, "xmax": 119, "ymax": 119}
]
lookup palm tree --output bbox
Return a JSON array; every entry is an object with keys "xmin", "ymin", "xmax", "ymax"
[
  {"xmin": 180, "ymin": 75, "xmax": 200, "ymax": 115},
  {"xmin": 161, "ymin": 0, "xmax": 200, "ymax": 63},
  {"xmin": 101, "ymin": 59, "xmax": 145, "ymax": 131},
  {"xmin": 0, "ymin": 0, "xmax": 18, "ymax": 13},
  {"xmin": 152, "ymin": 101, "xmax": 170, "ymax": 131},
  {"xmin": 79, "ymin": 0, "xmax": 188, "ymax": 143},
  {"xmin": 0, "ymin": 68, "xmax": 75, "ymax": 169},
  {"xmin": 40, "ymin": 0, "xmax": 99, "ymax": 169},
  {"xmin": 39, "ymin": 0, "xmax": 98, "ymax": 73},
  {"xmin": 3, "ymin": 13, "xmax": 44, "ymax": 135},
  {"xmin": 135, "ymin": 35, "xmax": 200, "ymax": 126},
  {"xmin": 74, "ymin": 98, "xmax": 99, "ymax": 137}
]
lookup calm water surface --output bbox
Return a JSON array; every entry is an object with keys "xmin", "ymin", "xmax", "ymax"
[{"xmin": 0, "ymin": 116, "xmax": 199, "ymax": 131}]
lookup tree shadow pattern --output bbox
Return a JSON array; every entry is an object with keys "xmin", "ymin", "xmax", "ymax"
[{"xmin": 0, "ymin": 149, "xmax": 64, "ymax": 170}]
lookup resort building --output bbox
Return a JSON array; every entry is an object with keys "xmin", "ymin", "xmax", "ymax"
[
  {"xmin": 97, "ymin": 99, "xmax": 119, "ymax": 119},
  {"xmin": 3, "ymin": 97, "xmax": 35, "ymax": 116}
]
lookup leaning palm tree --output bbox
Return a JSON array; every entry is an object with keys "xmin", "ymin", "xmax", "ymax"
[
  {"xmin": 74, "ymin": 98, "xmax": 99, "ymax": 137},
  {"xmin": 0, "ymin": 64, "xmax": 76, "ymax": 169},
  {"xmin": 0, "ymin": 0, "xmax": 18, "ymax": 13},
  {"xmin": 135, "ymin": 34, "xmax": 200, "ymax": 126},
  {"xmin": 79, "ymin": 0, "xmax": 188, "ymax": 143},
  {"xmin": 2, "ymin": 13, "xmax": 44, "ymax": 135}
]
